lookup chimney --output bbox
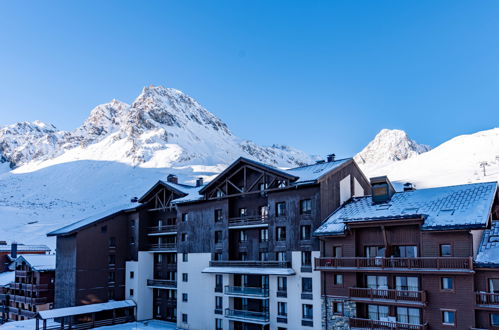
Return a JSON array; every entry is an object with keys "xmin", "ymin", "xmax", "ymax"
[
  {"xmin": 11, "ymin": 242, "xmax": 17, "ymax": 259},
  {"xmin": 327, "ymin": 154, "xmax": 336, "ymax": 162},
  {"xmin": 316, "ymin": 160, "xmax": 326, "ymax": 164},
  {"xmin": 130, "ymin": 197, "xmax": 139, "ymax": 203},
  {"xmin": 167, "ymin": 174, "xmax": 178, "ymax": 184},
  {"xmin": 403, "ymin": 182, "xmax": 416, "ymax": 192},
  {"xmin": 196, "ymin": 177, "xmax": 204, "ymax": 187},
  {"xmin": 370, "ymin": 176, "xmax": 396, "ymax": 204}
]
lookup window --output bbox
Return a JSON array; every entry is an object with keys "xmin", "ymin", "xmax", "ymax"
[
  {"xmin": 182, "ymin": 293, "xmax": 188, "ymax": 302},
  {"xmin": 215, "ymin": 318, "xmax": 223, "ymax": 330},
  {"xmin": 216, "ymin": 190, "xmax": 224, "ymax": 198},
  {"xmin": 130, "ymin": 271, "xmax": 134, "ymax": 279},
  {"xmin": 109, "ymin": 237, "xmax": 116, "ymax": 248},
  {"xmin": 214, "ymin": 252, "xmax": 222, "ymax": 260},
  {"xmin": 215, "ymin": 275, "xmax": 223, "ymax": 291},
  {"xmin": 367, "ymin": 275, "xmax": 388, "ymax": 289},
  {"xmin": 182, "ymin": 273, "xmax": 188, "ymax": 282},
  {"xmin": 182, "ymin": 314, "xmax": 188, "ymax": 323},
  {"xmin": 276, "ymin": 227, "xmax": 286, "ymax": 241},
  {"xmin": 214, "ymin": 209, "xmax": 223, "ymax": 222},
  {"xmin": 368, "ymin": 304, "xmax": 389, "ymax": 320},
  {"xmin": 101, "ymin": 225, "xmax": 107, "ymax": 233},
  {"xmin": 278, "ymin": 277, "xmax": 287, "ymax": 292},
  {"xmin": 396, "ymin": 276, "xmax": 419, "ymax": 291},
  {"xmin": 440, "ymin": 244, "xmax": 452, "ymax": 257},
  {"xmin": 239, "ymin": 208, "xmax": 247, "ymax": 217},
  {"xmin": 300, "ymin": 199, "xmax": 312, "ymax": 214},
  {"xmin": 108, "ymin": 288, "xmax": 115, "ymax": 300},
  {"xmin": 302, "ymin": 278, "xmax": 312, "ymax": 293},
  {"xmin": 300, "ymin": 225, "xmax": 311, "ymax": 240},
  {"xmin": 393, "ymin": 245, "xmax": 418, "ymax": 258},
  {"xmin": 260, "ymin": 252, "xmax": 269, "ymax": 261},
  {"xmin": 108, "ymin": 271, "xmax": 115, "ymax": 283},
  {"xmin": 260, "ymin": 228, "xmax": 269, "ymax": 242},
  {"xmin": 302, "ymin": 304, "xmax": 313, "ymax": 320},
  {"xmin": 397, "ymin": 307, "xmax": 420, "ymax": 325},
  {"xmin": 277, "ymin": 180, "xmax": 287, "ymax": 188},
  {"xmin": 259, "ymin": 205, "xmax": 269, "ymax": 219},
  {"xmin": 259, "ymin": 183, "xmax": 268, "ymax": 191},
  {"xmin": 442, "ymin": 310, "xmax": 455, "ymax": 325},
  {"xmin": 278, "ymin": 301, "xmax": 287, "ymax": 316},
  {"xmin": 365, "ymin": 246, "xmax": 385, "ymax": 257},
  {"xmin": 276, "ymin": 252, "xmax": 286, "ymax": 261},
  {"xmin": 441, "ymin": 277, "xmax": 454, "ymax": 291},
  {"xmin": 333, "ymin": 246, "xmax": 342, "ymax": 257},
  {"xmin": 129, "ymin": 289, "xmax": 134, "ymax": 296},
  {"xmin": 491, "ymin": 313, "xmax": 499, "ymax": 327},
  {"xmin": 182, "ymin": 213, "xmax": 189, "ymax": 222},
  {"xmin": 215, "ymin": 296, "xmax": 223, "ymax": 309},
  {"xmin": 215, "ymin": 231, "xmax": 223, "ymax": 244},
  {"xmin": 181, "ymin": 233, "xmax": 187, "ymax": 242},
  {"xmin": 334, "ymin": 274, "xmax": 343, "ymax": 286},
  {"xmin": 108, "ymin": 254, "xmax": 116, "ymax": 265},
  {"xmin": 182, "ymin": 253, "xmax": 188, "ymax": 262},
  {"xmin": 301, "ymin": 251, "xmax": 312, "ymax": 267},
  {"xmin": 276, "ymin": 202, "xmax": 286, "ymax": 216},
  {"xmin": 239, "ymin": 230, "xmax": 248, "ymax": 242},
  {"xmin": 333, "ymin": 302, "xmax": 343, "ymax": 315},
  {"xmin": 240, "ymin": 252, "xmax": 247, "ymax": 261}
]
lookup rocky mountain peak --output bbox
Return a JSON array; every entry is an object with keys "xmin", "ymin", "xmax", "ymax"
[{"xmin": 355, "ymin": 129, "xmax": 431, "ymax": 165}]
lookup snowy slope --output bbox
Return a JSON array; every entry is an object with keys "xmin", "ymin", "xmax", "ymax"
[
  {"xmin": 0, "ymin": 85, "xmax": 317, "ymax": 249},
  {"xmin": 359, "ymin": 127, "xmax": 499, "ymax": 188},
  {"xmin": 354, "ymin": 129, "xmax": 431, "ymax": 166}
]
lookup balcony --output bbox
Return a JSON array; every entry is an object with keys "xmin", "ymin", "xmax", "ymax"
[
  {"xmin": 9, "ymin": 294, "xmax": 48, "ymax": 304},
  {"xmin": 149, "ymin": 243, "xmax": 177, "ymax": 252},
  {"xmin": 315, "ymin": 257, "xmax": 473, "ymax": 273},
  {"xmin": 349, "ymin": 317, "xmax": 428, "ymax": 330},
  {"xmin": 8, "ymin": 308, "xmax": 36, "ymax": 318},
  {"xmin": 476, "ymin": 292, "xmax": 499, "ymax": 307},
  {"xmin": 224, "ymin": 285, "xmax": 269, "ymax": 298},
  {"xmin": 225, "ymin": 308, "xmax": 270, "ymax": 324},
  {"xmin": 228, "ymin": 216, "xmax": 269, "ymax": 228},
  {"xmin": 210, "ymin": 260, "xmax": 291, "ymax": 268},
  {"xmin": 147, "ymin": 225, "xmax": 177, "ymax": 235},
  {"xmin": 147, "ymin": 279, "xmax": 177, "ymax": 289},
  {"xmin": 15, "ymin": 270, "xmax": 30, "ymax": 277},
  {"xmin": 349, "ymin": 287, "xmax": 426, "ymax": 305},
  {"xmin": 10, "ymin": 283, "xmax": 49, "ymax": 291}
]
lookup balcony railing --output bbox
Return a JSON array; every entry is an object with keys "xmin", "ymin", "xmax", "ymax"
[
  {"xmin": 8, "ymin": 308, "xmax": 36, "ymax": 318},
  {"xmin": 225, "ymin": 308, "xmax": 270, "ymax": 323},
  {"xmin": 210, "ymin": 260, "xmax": 291, "ymax": 268},
  {"xmin": 147, "ymin": 225, "xmax": 177, "ymax": 234},
  {"xmin": 147, "ymin": 279, "xmax": 177, "ymax": 288},
  {"xmin": 149, "ymin": 243, "xmax": 177, "ymax": 251},
  {"xmin": 10, "ymin": 283, "xmax": 49, "ymax": 291},
  {"xmin": 9, "ymin": 294, "xmax": 48, "ymax": 304},
  {"xmin": 349, "ymin": 287, "xmax": 426, "ymax": 304},
  {"xmin": 224, "ymin": 285, "xmax": 269, "ymax": 297},
  {"xmin": 15, "ymin": 270, "xmax": 30, "ymax": 277},
  {"xmin": 315, "ymin": 257, "xmax": 473, "ymax": 271},
  {"xmin": 476, "ymin": 292, "xmax": 499, "ymax": 305},
  {"xmin": 228, "ymin": 216, "xmax": 269, "ymax": 227},
  {"xmin": 349, "ymin": 317, "xmax": 428, "ymax": 330}
]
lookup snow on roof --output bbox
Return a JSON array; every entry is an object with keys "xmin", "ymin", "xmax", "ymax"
[
  {"xmin": 476, "ymin": 221, "xmax": 499, "ymax": 267},
  {"xmin": 286, "ymin": 158, "xmax": 351, "ymax": 184},
  {"xmin": 94, "ymin": 320, "xmax": 177, "ymax": 329},
  {"xmin": 0, "ymin": 319, "xmax": 59, "ymax": 329},
  {"xmin": 14, "ymin": 254, "xmax": 56, "ymax": 271},
  {"xmin": 0, "ymin": 271, "xmax": 14, "ymax": 286},
  {"xmin": 315, "ymin": 182, "xmax": 497, "ymax": 236},
  {"xmin": 169, "ymin": 183, "xmax": 205, "ymax": 204},
  {"xmin": 0, "ymin": 244, "xmax": 50, "ymax": 252},
  {"xmin": 47, "ymin": 202, "xmax": 139, "ymax": 236},
  {"xmin": 37, "ymin": 300, "xmax": 136, "ymax": 320}
]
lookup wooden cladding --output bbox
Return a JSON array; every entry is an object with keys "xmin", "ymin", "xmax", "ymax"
[{"xmin": 315, "ymin": 257, "xmax": 473, "ymax": 271}]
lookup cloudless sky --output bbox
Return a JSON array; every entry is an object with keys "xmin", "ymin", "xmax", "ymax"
[{"xmin": 0, "ymin": 1, "xmax": 498, "ymax": 157}]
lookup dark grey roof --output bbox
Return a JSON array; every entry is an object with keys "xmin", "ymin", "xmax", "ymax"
[
  {"xmin": 315, "ymin": 182, "xmax": 497, "ymax": 236},
  {"xmin": 476, "ymin": 220, "xmax": 499, "ymax": 267}
]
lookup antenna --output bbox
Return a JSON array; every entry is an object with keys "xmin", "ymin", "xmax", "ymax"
[{"xmin": 480, "ymin": 161, "xmax": 488, "ymax": 176}]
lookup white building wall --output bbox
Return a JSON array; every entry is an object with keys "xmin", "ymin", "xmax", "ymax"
[
  {"xmin": 125, "ymin": 251, "xmax": 153, "ymax": 321},
  {"xmin": 353, "ymin": 177, "xmax": 365, "ymax": 197},
  {"xmin": 177, "ymin": 252, "xmax": 216, "ymax": 330}
]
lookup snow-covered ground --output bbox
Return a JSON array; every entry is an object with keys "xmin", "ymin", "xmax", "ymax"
[
  {"xmin": 0, "ymin": 319, "xmax": 58, "ymax": 329},
  {"xmin": 0, "ymin": 320, "xmax": 175, "ymax": 330}
]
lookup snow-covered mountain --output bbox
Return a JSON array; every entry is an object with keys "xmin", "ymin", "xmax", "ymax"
[
  {"xmin": 358, "ymin": 127, "xmax": 499, "ymax": 189},
  {"xmin": 354, "ymin": 129, "xmax": 431, "ymax": 166},
  {"xmin": 0, "ymin": 86, "xmax": 314, "ymax": 169},
  {"xmin": 0, "ymin": 85, "xmax": 320, "ymax": 249}
]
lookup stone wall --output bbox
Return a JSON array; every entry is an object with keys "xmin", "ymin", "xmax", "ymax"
[{"xmin": 322, "ymin": 296, "xmax": 356, "ymax": 330}]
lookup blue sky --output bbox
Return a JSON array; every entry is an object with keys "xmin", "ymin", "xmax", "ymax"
[{"xmin": 0, "ymin": 1, "xmax": 498, "ymax": 157}]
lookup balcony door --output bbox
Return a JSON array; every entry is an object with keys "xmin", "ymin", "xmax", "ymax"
[
  {"xmin": 396, "ymin": 276, "xmax": 419, "ymax": 299},
  {"xmin": 393, "ymin": 246, "xmax": 418, "ymax": 258},
  {"xmin": 368, "ymin": 304, "xmax": 389, "ymax": 321},
  {"xmin": 396, "ymin": 307, "xmax": 420, "ymax": 325}
]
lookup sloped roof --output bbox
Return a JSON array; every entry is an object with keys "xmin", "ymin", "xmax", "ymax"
[
  {"xmin": 286, "ymin": 158, "xmax": 351, "ymax": 184},
  {"xmin": 315, "ymin": 181, "xmax": 497, "ymax": 236},
  {"xmin": 138, "ymin": 179, "xmax": 203, "ymax": 203},
  {"xmin": 476, "ymin": 220, "xmax": 499, "ymax": 267},
  {"xmin": 13, "ymin": 254, "xmax": 56, "ymax": 271},
  {"xmin": 37, "ymin": 300, "xmax": 136, "ymax": 320},
  {"xmin": 47, "ymin": 202, "xmax": 139, "ymax": 237}
]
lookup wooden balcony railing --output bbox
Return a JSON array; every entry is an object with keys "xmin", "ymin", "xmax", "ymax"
[
  {"xmin": 147, "ymin": 225, "xmax": 177, "ymax": 234},
  {"xmin": 10, "ymin": 283, "xmax": 49, "ymax": 291},
  {"xmin": 43, "ymin": 316, "xmax": 133, "ymax": 329},
  {"xmin": 9, "ymin": 294, "xmax": 48, "ymax": 305},
  {"xmin": 315, "ymin": 257, "xmax": 473, "ymax": 271},
  {"xmin": 210, "ymin": 260, "xmax": 291, "ymax": 268},
  {"xmin": 149, "ymin": 243, "xmax": 177, "ymax": 251},
  {"xmin": 147, "ymin": 279, "xmax": 177, "ymax": 288},
  {"xmin": 225, "ymin": 308, "xmax": 270, "ymax": 323},
  {"xmin": 476, "ymin": 292, "xmax": 499, "ymax": 305},
  {"xmin": 228, "ymin": 216, "xmax": 269, "ymax": 227},
  {"xmin": 349, "ymin": 317, "xmax": 428, "ymax": 330},
  {"xmin": 349, "ymin": 287, "xmax": 426, "ymax": 304}
]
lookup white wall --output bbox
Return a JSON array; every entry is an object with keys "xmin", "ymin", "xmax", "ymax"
[
  {"xmin": 126, "ymin": 251, "xmax": 153, "ymax": 321},
  {"xmin": 340, "ymin": 175, "xmax": 352, "ymax": 205},
  {"xmin": 353, "ymin": 177, "xmax": 365, "ymax": 197}
]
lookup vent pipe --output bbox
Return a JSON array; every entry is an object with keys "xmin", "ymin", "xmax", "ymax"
[
  {"xmin": 327, "ymin": 154, "xmax": 336, "ymax": 162},
  {"xmin": 196, "ymin": 178, "xmax": 204, "ymax": 187},
  {"xmin": 167, "ymin": 174, "xmax": 178, "ymax": 184},
  {"xmin": 11, "ymin": 242, "xmax": 17, "ymax": 259}
]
